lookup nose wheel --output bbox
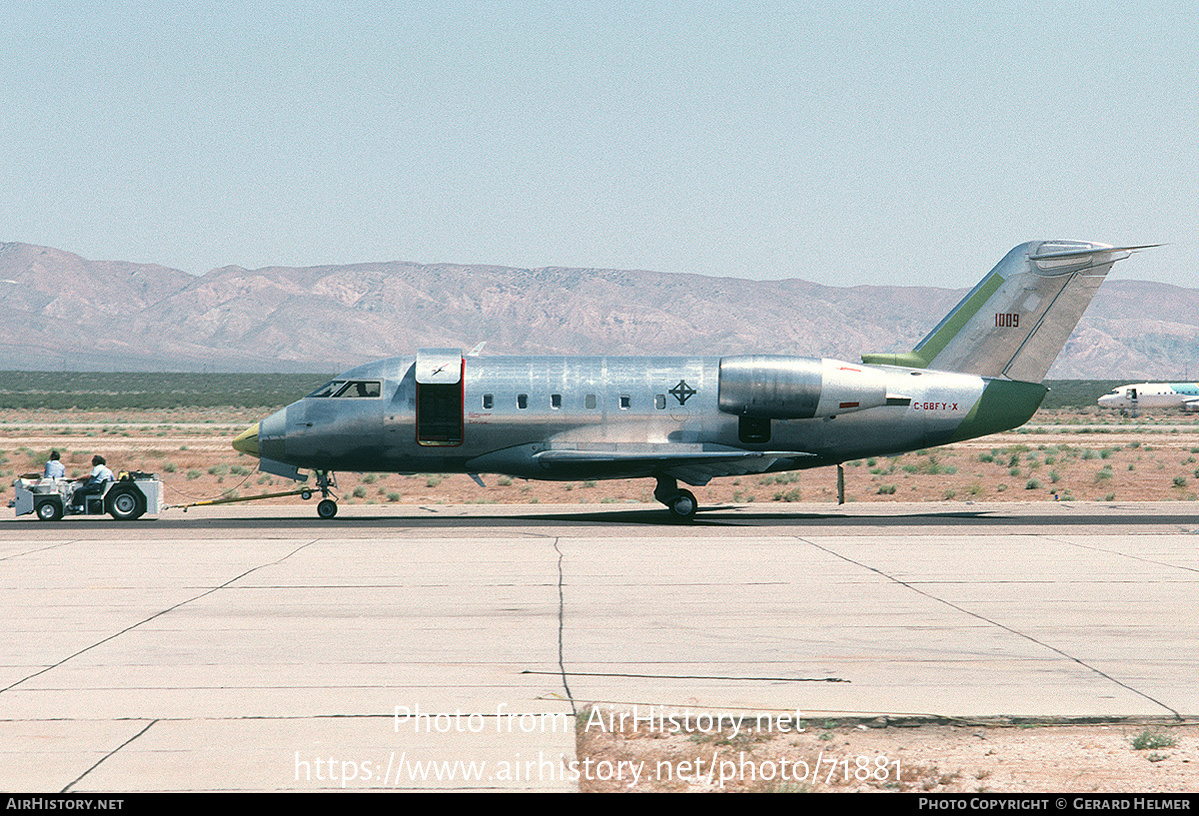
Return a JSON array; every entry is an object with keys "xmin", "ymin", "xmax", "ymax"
[
  {"xmin": 654, "ymin": 476, "xmax": 698, "ymax": 521},
  {"xmin": 313, "ymin": 470, "xmax": 339, "ymax": 519}
]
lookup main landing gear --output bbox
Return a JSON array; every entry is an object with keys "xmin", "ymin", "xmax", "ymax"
[
  {"xmin": 654, "ymin": 475, "xmax": 698, "ymax": 521},
  {"xmin": 313, "ymin": 470, "xmax": 339, "ymax": 519}
]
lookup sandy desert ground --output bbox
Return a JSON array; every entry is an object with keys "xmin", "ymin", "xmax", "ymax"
[{"xmin": 4, "ymin": 407, "xmax": 1199, "ymax": 511}]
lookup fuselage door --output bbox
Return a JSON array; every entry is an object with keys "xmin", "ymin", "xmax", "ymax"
[{"xmin": 415, "ymin": 348, "xmax": 464, "ymax": 446}]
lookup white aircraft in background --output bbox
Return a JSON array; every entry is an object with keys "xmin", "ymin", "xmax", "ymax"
[{"xmin": 1098, "ymin": 383, "xmax": 1199, "ymax": 413}]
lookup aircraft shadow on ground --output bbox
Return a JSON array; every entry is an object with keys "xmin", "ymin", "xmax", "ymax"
[{"xmin": 13, "ymin": 507, "xmax": 1188, "ymax": 531}]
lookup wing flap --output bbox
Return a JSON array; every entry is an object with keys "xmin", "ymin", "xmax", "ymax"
[{"xmin": 533, "ymin": 445, "xmax": 816, "ymax": 486}]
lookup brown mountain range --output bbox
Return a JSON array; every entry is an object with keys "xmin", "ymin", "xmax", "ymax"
[{"xmin": 1, "ymin": 241, "xmax": 1194, "ymax": 378}]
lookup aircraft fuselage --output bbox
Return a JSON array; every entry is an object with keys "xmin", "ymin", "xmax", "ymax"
[{"xmin": 252, "ymin": 353, "xmax": 1044, "ymax": 482}]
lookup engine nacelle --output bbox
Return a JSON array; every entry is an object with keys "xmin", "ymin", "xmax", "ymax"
[{"xmin": 718, "ymin": 356, "xmax": 889, "ymax": 419}]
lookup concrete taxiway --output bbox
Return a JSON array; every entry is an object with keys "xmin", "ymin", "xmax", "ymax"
[{"xmin": 2, "ymin": 501, "xmax": 1197, "ymax": 791}]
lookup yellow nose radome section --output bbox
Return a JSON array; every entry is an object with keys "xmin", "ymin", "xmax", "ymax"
[{"xmin": 231, "ymin": 423, "xmax": 260, "ymax": 456}]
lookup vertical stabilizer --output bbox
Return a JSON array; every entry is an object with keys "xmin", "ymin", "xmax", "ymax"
[{"xmin": 863, "ymin": 241, "xmax": 1153, "ymax": 382}]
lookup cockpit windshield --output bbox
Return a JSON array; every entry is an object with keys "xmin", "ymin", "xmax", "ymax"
[{"xmin": 307, "ymin": 380, "xmax": 382, "ymax": 399}]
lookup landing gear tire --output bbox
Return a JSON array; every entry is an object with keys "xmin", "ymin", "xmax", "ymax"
[
  {"xmin": 654, "ymin": 476, "xmax": 699, "ymax": 522},
  {"xmin": 317, "ymin": 499, "xmax": 338, "ymax": 519},
  {"xmin": 106, "ymin": 487, "xmax": 146, "ymax": 521},
  {"xmin": 668, "ymin": 489, "xmax": 698, "ymax": 521},
  {"xmin": 36, "ymin": 500, "xmax": 63, "ymax": 522}
]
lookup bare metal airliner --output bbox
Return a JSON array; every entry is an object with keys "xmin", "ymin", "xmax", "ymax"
[{"xmin": 231, "ymin": 241, "xmax": 1151, "ymax": 519}]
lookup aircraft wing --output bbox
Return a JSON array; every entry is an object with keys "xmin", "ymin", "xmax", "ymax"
[{"xmin": 533, "ymin": 444, "xmax": 817, "ymax": 486}]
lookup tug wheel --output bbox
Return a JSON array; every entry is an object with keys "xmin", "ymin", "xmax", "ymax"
[
  {"xmin": 107, "ymin": 487, "xmax": 146, "ymax": 521},
  {"xmin": 36, "ymin": 500, "xmax": 63, "ymax": 522}
]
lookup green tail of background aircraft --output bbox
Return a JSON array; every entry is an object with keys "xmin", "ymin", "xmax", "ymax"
[{"xmin": 232, "ymin": 240, "xmax": 1153, "ymax": 519}]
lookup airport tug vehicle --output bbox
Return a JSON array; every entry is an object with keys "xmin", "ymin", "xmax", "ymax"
[{"xmin": 12, "ymin": 472, "xmax": 163, "ymax": 521}]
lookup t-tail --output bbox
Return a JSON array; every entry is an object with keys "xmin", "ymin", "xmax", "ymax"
[{"xmin": 863, "ymin": 241, "xmax": 1156, "ymax": 383}]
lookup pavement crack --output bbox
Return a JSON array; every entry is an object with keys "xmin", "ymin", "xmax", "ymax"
[
  {"xmin": 0, "ymin": 539, "xmax": 81, "ymax": 561},
  {"xmin": 1046, "ymin": 536, "xmax": 1199, "ymax": 574},
  {"xmin": 797, "ymin": 537, "xmax": 1183, "ymax": 721},
  {"xmin": 1, "ymin": 538, "xmax": 321, "ymax": 695},
  {"xmin": 552, "ymin": 537, "xmax": 576, "ymax": 716},
  {"xmin": 62, "ymin": 719, "xmax": 158, "ymax": 792}
]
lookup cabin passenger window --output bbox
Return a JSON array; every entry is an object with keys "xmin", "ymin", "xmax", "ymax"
[
  {"xmin": 483, "ymin": 394, "xmax": 494, "ymax": 409},
  {"xmin": 585, "ymin": 394, "xmax": 597, "ymax": 409},
  {"xmin": 518, "ymin": 394, "xmax": 528, "ymax": 409},
  {"xmin": 655, "ymin": 394, "xmax": 666, "ymax": 410},
  {"xmin": 551, "ymin": 394, "xmax": 562, "ymax": 409},
  {"xmin": 620, "ymin": 395, "xmax": 631, "ymax": 409}
]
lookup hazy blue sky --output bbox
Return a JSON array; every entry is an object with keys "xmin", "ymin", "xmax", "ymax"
[{"xmin": 3, "ymin": 1, "xmax": 1195, "ymax": 287}]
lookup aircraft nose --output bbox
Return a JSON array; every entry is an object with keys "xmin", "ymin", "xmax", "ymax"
[{"xmin": 232, "ymin": 422, "xmax": 260, "ymax": 456}]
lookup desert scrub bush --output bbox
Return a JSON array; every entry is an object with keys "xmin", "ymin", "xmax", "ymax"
[
  {"xmin": 877, "ymin": 484, "xmax": 896, "ymax": 495},
  {"xmin": 1131, "ymin": 730, "xmax": 1177, "ymax": 750}
]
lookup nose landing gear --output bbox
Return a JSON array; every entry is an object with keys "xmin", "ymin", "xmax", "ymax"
[{"xmin": 314, "ymin": 470, "xmax": 339, "ymax": 519}]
